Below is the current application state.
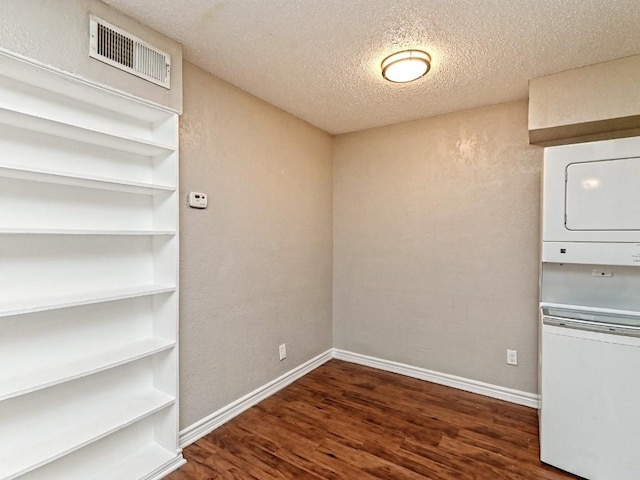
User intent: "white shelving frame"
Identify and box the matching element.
[0,49,184,479]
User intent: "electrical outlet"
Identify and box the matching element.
[507,349,518,366]
[279,343,287,361]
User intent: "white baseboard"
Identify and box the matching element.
[179,349,333,447]
[332,349,540,409]
[146,455,186,480]
[180,347,539,448]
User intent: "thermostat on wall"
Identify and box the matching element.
[187,192,208,209]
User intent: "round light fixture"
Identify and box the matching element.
[381,49,431,83]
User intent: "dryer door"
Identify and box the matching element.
[565,157,640,231]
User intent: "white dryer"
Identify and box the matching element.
[540,136,640,479]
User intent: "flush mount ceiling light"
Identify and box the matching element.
[381,49,431,83]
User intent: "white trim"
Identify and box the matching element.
[180,348,540,448]
[145,455,186,480]
[0,47,180,115]
[179,349,333,447]
[332,349,540,409]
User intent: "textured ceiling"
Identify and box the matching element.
[103,0,640,135]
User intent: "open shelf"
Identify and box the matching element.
[18,417,182,480]
[0,48,181,480]
[0,337,175,402]
[0,163,175,195]
[0,284,175,318]
[87,444,183,480]
[0,107,174,156]
[0,227,176,235]
[0,49,177,124]
[0,390,175,480]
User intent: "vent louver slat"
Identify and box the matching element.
[89,16,170,89]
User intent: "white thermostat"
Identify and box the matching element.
[187,192,208,209]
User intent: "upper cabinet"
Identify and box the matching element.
[529,55,640,146]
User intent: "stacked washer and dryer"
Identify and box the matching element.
[540,136,640,479]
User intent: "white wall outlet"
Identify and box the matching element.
[507,349,518,366]
[278,343,287,361]
[187,192,208,209]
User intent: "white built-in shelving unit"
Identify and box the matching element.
[0,50,183,479]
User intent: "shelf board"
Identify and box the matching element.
[87,444,183,480]
[0,163,175,195]
[0,390,175,480]
[0,228,175,235]
[0,49,178,123]
[0,284,176,318]
[0,107,175,156]
[0,337,176,402]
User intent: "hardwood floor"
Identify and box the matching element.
[166,360,579,479]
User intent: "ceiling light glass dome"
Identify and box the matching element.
[381,50,431,83]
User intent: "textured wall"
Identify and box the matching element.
[333,100,542,394]
[0,0,182,112]
[529,55,640,145]
[179,62,333,428]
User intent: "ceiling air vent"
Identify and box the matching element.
[89,16,171,89]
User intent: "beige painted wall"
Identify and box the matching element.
[333,100,542,394]
[179,62,333,428]
[1,0,545,428]
[0,0,183,112]
[529,55,640,145]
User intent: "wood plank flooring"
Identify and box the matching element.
[166,360,579,479]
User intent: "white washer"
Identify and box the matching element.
[540,311,640,480]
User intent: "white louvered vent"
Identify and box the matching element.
[89,16,171,89]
